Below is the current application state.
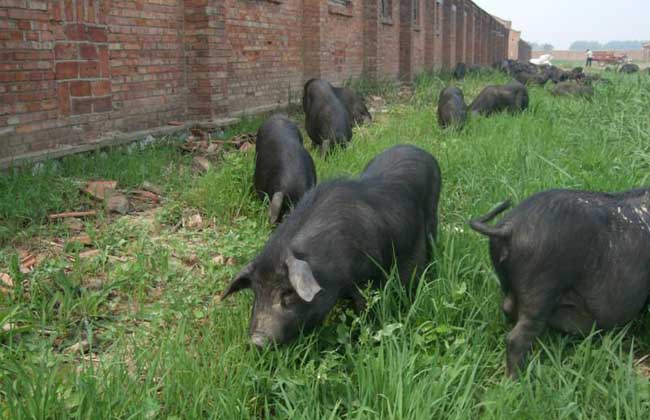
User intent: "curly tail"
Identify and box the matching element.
[469,200,512,238]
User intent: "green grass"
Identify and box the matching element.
[2,69,650,419]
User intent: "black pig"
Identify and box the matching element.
[222,145,442,347]
[437,86,467,129]
[303,79,352,156]
[453,62,467,80]
[332,86,372,126]
[470,189,650,377]
[619,63,640,74]
[551,81,594,99]
[254,114,317,224]
[469,82,529,117]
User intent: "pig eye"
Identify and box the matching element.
[280,289,298,308]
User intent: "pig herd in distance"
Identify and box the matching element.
[220,61,650,379]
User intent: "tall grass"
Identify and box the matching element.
[2,70,650,418]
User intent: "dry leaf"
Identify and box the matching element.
[64,339,89,355]
[212,254,225,265]
[130,190,160,203]
[79,249,101,259]
[182,254,199,267]
[20,254,37,274]
[2,323,17,332]
[186,213,203,229]
[69,235,92,246]
[0,273,13,294]
[239,142,254,153]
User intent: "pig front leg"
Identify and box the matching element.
[349,288,367,314]
[320,139,331,158]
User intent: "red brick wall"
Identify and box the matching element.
[377,1,399,79]
[411,0,426,74]
[225,0,304,114]
[320,2,364,85]
[1,0,514,161]
[108,0,185,133]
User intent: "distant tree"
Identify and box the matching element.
[569,41,603,51]
[603,41,644,50]
[530,42,554,51]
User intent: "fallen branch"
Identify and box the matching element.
[48,211,97,220]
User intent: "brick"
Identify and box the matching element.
[64,24,85,41]
[91,80,110,96]
[55,62,78,79]
[98,46,109,77]
[71,98,92,115]
[79,61,99,78]
[52,1,62,21]
[93,96,112,113]
[79,44,97,59]
[87,27,107,43]
[55,43,77,60]
[17,21,31,30]
[57,82,70,115]
[70,80,91,97]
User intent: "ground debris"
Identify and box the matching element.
[636,354,650,378]
[0,272,13,294]
[212,254,236,266]
[82,180,118,201]
[19,253,37,274]
[185,213,203,230]
[63,217,85,232]
[141,181,163,196]
[106,194,130,214]
[68,235,92,246]
[78,249,101,260]
[192,156,212,174]
[64,339,90,355]
[49,211,97,220]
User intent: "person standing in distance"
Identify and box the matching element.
[586,49,594,67]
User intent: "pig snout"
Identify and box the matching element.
[250,332,272,348]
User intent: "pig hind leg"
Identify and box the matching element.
[505,275,562,378]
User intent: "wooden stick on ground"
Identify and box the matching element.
[48,211,97,220]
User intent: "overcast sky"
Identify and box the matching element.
[473,0,648,49]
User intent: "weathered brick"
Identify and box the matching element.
[55,61,78,79]
[57,82,70,115]
[79,60,99,78]
[92,96,112,113]
[64,24,85,41]
[91,80,110,96]
[69,81,91,97]
[79,44,97,59]
[71,98,92,115]
[54,43,77,60]
[98,46,109,77]
[87,26,107,43]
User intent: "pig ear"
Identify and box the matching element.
[286,253,322,302]
[269,191,285,225]
[221,263,253,301]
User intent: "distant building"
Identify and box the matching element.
[492,15,531,62]
[644,42,650,60]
